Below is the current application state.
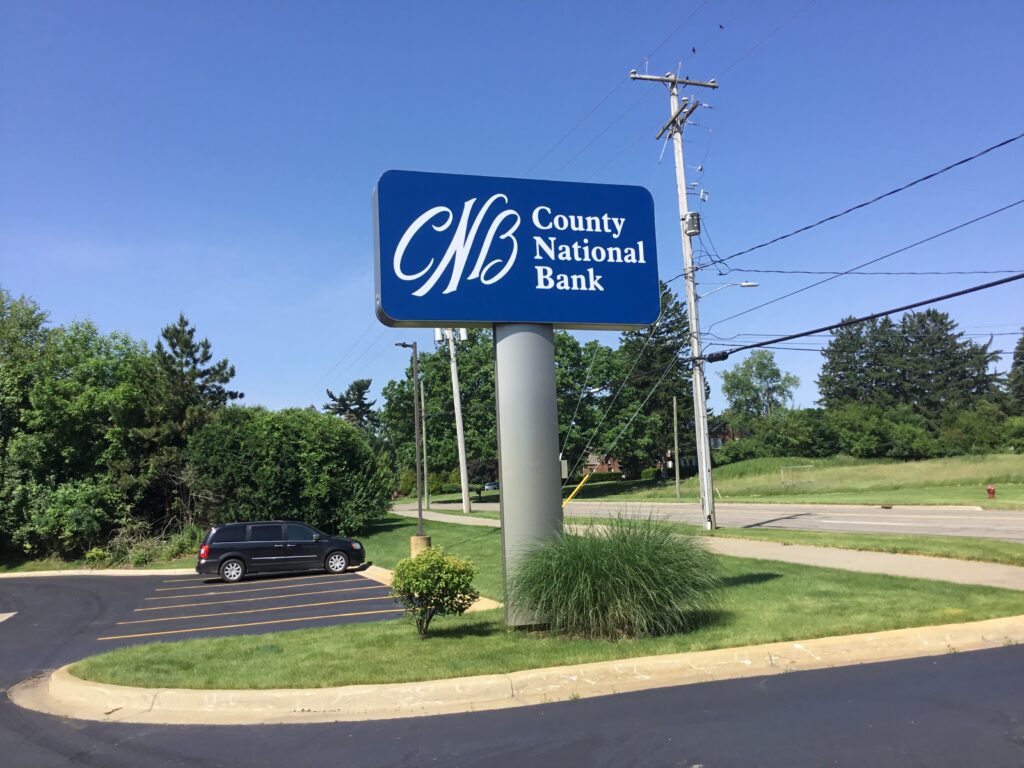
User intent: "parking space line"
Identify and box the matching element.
[144,577,360,600]
[118,596,394,625]
[154,572,360,592]
[134,584,390,612]
[0,612,15,624]
[98,607,405,641]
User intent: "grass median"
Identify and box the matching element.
[71,516,1024,690]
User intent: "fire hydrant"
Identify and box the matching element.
[987,485,996,499]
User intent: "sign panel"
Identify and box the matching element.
[374,170,660,329]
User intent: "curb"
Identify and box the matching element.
[9,614,1024,725]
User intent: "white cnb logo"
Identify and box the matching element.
[393,194,520,296]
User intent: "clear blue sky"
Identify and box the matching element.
[3,0,1022,420]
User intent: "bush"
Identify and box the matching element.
[639,467,658,481]
[397,468,416,497]
[508,516,720,639]
[84,547,109,566]
[440,483,461,494]
[391,547,479,638]
[186,407,392,535]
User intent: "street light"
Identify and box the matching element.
[698,281,759,300]
[395,341,427,547]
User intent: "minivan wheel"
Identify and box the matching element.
[325,551,349,574]
[220,559,245,583]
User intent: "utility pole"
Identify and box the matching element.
[440,328,473,515]
[420,378,430,510]
[631,69,719,530]
[396,341,428,552]
[673,395,680,498]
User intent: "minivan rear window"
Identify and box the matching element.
[211,526,246,543]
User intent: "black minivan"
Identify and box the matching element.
[196,521,366,582]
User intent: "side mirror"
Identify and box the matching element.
[313,533,321,542]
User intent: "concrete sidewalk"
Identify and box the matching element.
[392,508,1024,591]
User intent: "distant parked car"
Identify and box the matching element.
[196,521,366,583]
[484,481,500,491]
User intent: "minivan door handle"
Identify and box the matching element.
[274,544,285,548]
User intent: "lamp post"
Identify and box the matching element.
[396,341,429,554]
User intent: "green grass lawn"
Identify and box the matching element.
[360,515,504,600]
[558,454,1024,509]
[71,552,1024,690]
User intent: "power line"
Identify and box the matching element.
[703,271,1024,364]
[704,129,1024,270]
[732,267,1024,276]
[643,0,713,63]
[712,0,818,79]
[317,316,377,385]
[552,90,656,177]
[566,271,1023,472]
[524,77,629,175]
[705,197,1024,333]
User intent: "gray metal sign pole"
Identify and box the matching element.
[493,323,563,627]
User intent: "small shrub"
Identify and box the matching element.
[84,547,109,567]
[508,515,721,640]
[640,467,658,481]
[391,547,479,638]
[127,538,161,567]
[157,524,204,561]
[440,483,460,494]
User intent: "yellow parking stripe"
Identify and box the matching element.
[118,595,394,625]
[154,572,357,592]
[98,608,404,641]
[145,577,358,600]
[135,584,390,612]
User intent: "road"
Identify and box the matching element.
[423,500,1024,541]
[2,573,1024,766]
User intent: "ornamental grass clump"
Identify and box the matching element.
[508,515,721,639]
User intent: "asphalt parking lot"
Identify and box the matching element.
[97,570,402,644]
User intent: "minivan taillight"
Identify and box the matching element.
[199,544,209,559]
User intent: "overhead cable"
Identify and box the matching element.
[702,271,1024,364]
[705,197,1024,332]
[703,129,1024,270]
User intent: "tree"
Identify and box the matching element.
[1009,329,1024,415]
[323,378,377,432]
[186,406,392,534]
[719,350,799,425]
[0,289,49,511]
[817,310,1000,426]
[600,284,694,477]
[2,321,153,556]
[379,330,499,481]
[141,314,242,520]
[554,333,614,475]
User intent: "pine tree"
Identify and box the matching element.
[1008,329,1024,415]
[324,379,377,431]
